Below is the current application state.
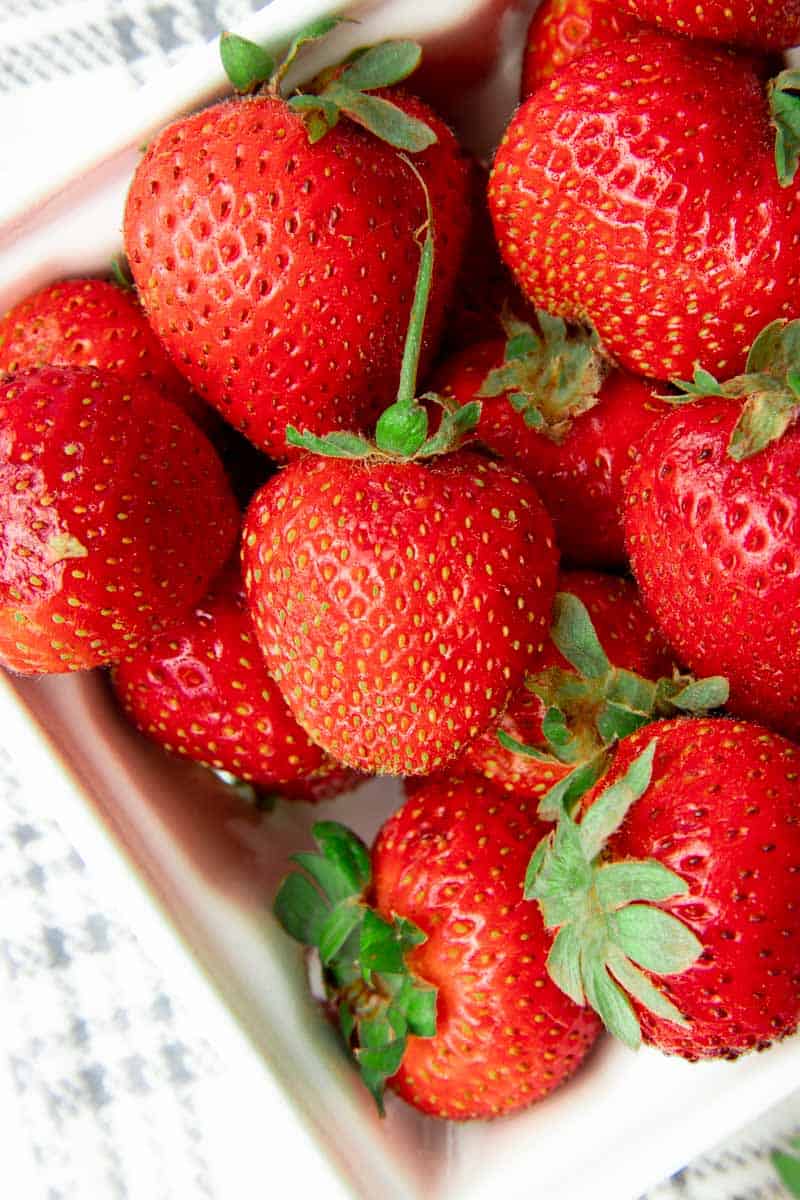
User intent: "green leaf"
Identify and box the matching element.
[551,592,611,680]
[219,32,275,93]
[273,873,329,945]
[524,834,551,899]
[478,363,523,399]
[416,400,481,457]
[272,16,343,91]
[596,860,688,911]
[746,318,795,373]
[605,945,691,1029]
[536,753,608,823]
[505,330,540,360]
[613,904,703,975]
[528,816,593,927]
[394,915,427,951]
[339,1000,356,1045]
[360,909,407,978]
[313,822,371,894]
[605,669,657,715]
[290,851,358,907]
[669,675,729,712]
[285,427,375,458]
[670,365,725,398]
[546,925,585,1006]
[355,1037,407,1113]
[769,68,800,187]
[318,900,364,965]
[728,390,798,461]
[338,40,422,92]
[287,93,341,133]
[583,955,641,1050]
[773,1145,800,1197]
[405,985,437,1037]
[596,700,650,744]
[579,740,657,862]
[496,730,554,762]
[330,87,438,152]
[542,705,571,749]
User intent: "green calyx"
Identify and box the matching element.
[526,741,703,1049]
[669,319,800,460]
[769,68,800,188]
[772,1136,800,1196]
[498,592,729,822]
[220,23,436,152]
[478,309,607,444]
[274,821,436,1114]
[287,162,480,463]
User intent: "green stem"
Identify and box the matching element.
[395,155,434,408]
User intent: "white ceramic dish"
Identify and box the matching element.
[1,3,798,1197]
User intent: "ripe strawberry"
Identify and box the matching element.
[490,34,800,382]
[462,570,676,797]
[112,563,359,802]
[0,366,239,674]
[431,311,669,568]
[605,0,800,50]
[521,0,643,96]
[0,277,213,431]
[528,719,800,1060]
[274,779,602,1118]
[624,320,800,739]
[124,29,468,461]
[243,450,556,775]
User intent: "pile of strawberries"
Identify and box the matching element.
[2,1,800,1123]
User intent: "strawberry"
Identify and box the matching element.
[0,366,239,674]
[274,778,602,1118]
[624,320,800,740]
[605,0,800,51]
[112,562,359,802]
[431,311,669,568]
[124,27,468,461]
[461,570,677,797]
[243,449,556,775]
[527,719,800,1060]
[0,276,213,432]
[489,34,800,382]
[241,186,558,776]
[521,0,643,97]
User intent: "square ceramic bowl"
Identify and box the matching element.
[1,3,798,1197]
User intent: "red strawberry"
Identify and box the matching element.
[521,0,643,96]
[605,0,800,50]
[112,562,359,802]
[243,450,556,775]
[624,320,800,739]
[0,277,213,432]
[274,779,602,1118]
[124,31,468,461]
[462,570,676,796]
[0,366,239,674]
[529,719,800,1060]
[489,34,800,382]
[431,312,669,568]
